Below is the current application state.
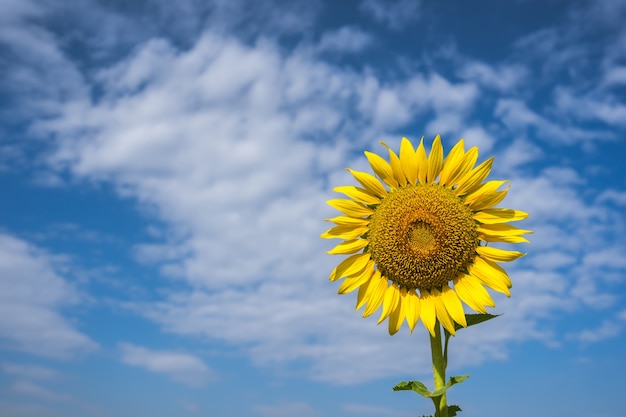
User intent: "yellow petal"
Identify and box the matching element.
[365,151,398,189]
[377,283,400,324]
[326,239,369,255]
[476,245,525,262]
[324,216,370,226]
[405,289,421,334]
[388,288,406,335]
[446,146,479,188]
[320,225,368,240]
[380,141,407,186]
[419,290,437,337]
[427,135,444,184]
[453,273,495,313]
[329,253,371,281]
[473,208,529,224]
[399,137,418,185]
[432,288,456,335]
[337,260,375,294]
[333,185,381,205]
[468,256,512,296]
[416,137,428,184]
[478,223,532,244]
[438,139,465,187]
[346,168,387,198]
[355,271,377,311]
[440,284,467,328]
[327,199,373,217]
[455,157,493,196]
[465,182,510,211]
[363,271,387,317]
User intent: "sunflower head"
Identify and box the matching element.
[322,136,531,336]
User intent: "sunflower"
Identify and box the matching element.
[322,136,531,336]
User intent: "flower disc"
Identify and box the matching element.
[368,185,478,291]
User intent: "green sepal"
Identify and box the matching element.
[448,405,462,416]
[454,313,500,331]
[392,375,470,398]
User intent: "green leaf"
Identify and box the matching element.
[448,375,470,385]
[448,405,462,417]
[392,375,469,399]
[392,380,435,397]
[454,313,500,331]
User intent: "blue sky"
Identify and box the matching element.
[1,0,626,416]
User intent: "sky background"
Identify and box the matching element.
[1,0,626,416]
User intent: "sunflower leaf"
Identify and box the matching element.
[448,405,462,416]
[392,375,470,398]
[392,380,434,397]
[454,313,500,331]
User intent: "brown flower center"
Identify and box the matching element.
[367,184,478,290]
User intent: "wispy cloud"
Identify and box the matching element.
[0,233,97,357]
[119,343,215,387]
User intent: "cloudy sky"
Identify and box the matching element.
[1,0,626,416]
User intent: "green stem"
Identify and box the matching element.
[429,320,448,417]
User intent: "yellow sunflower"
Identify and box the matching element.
[322,136,531,336]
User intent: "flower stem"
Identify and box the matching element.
[430,320,448,417]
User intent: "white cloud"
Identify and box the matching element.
[494,99,609,145]
[2,363,59,380]
[497,138,544,173]
[597,189,626,206]
[316,26,373,53]
[458,126,496,152]
[12,380,71,402]
[458,61,527,92]
[359,0,421,29]
[0,233,97,358]
[119,343,215,387]
[571,320,621,344]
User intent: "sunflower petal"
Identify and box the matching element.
[476,245,525,262]
[455,157,493,196]
[337,260,375,294]
[320,225,368,240]
[324,216,370,226]
[419,290,437,337]
[399,137,418,185]
[439,139,466,186]
[388,287,407,335]
[441,284,467,328]
[473,208,529,224]
[454,273,495,313]
[464,181,510,210]
[478,223,532,244]
[380,141,407,187]
[365,151,398,189]
[355,271,377,311]
[363,271,387,317]
[333,186,380,205]
[445,146,479,188]
[427,135,444,183]
[432,288,456,335]
[405,289,421,334]
[327,199,373,217]
[378,283,400,324]
[329,253,371,281]
[346,168,387,198]
[416,137,428,184]
[468,256,512,296]
[326,239,369,255]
